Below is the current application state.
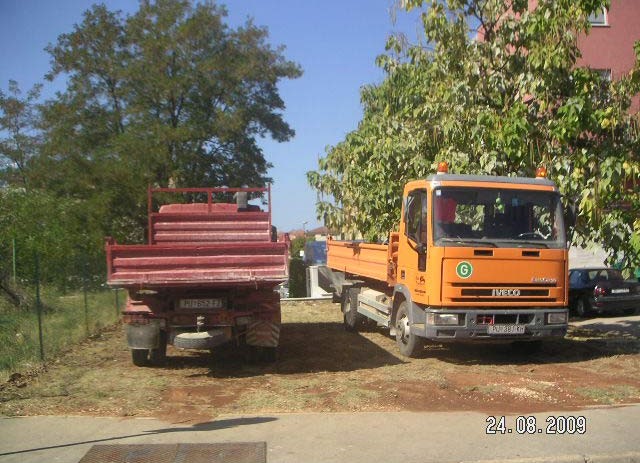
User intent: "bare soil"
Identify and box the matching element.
[1,301,639,422]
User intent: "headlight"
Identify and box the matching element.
[546,312,567,325]
[426,313,460,325]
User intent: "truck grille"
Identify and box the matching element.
[460,289,549,297]
[451,282,555,287]
[447,282,558,303]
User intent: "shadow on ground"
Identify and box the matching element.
[149,316,640,375]
[157,322,407,378]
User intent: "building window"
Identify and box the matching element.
[588,7,607,26]
[594,69,612,81]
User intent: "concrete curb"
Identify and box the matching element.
[458,452,640,463]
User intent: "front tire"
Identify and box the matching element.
[395,301,424,358]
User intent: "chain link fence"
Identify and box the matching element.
[0,243,122,379]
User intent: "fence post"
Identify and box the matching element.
[83,258,89,336]
[114,288,120,318]
[34,253,45,362]
[12,238,16,284]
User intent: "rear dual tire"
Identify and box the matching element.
[131,348,150,366]
[247,345,278,363]
[131,331,167,367]
[342,288,364,332]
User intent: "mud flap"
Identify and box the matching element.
[126,320,160,349]
[246,320,281,347]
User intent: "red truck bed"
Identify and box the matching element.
[105,187,289,289]
[106,241,288,288]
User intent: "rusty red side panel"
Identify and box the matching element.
[150,211,270,244]
[107,242,288,288]
[106,186,288,290]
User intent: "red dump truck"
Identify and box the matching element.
[106,186,289,366]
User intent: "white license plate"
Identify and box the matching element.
[611,288,630,294]
[179,298,223,309]
[487,324,526,335]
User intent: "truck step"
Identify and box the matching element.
[357,289,391,327]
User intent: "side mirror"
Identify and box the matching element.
[416,243,427,255]
[564,203,576,229]
[563,199,577,245]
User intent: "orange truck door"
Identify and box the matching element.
[400,188,429,304]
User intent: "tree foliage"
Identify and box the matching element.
[0,188,105,288]
[0,0,300,284]
[27,0,300,241]
[308,0,640,266]
[0,81,42,188]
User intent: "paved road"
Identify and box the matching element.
[1,406,639,463]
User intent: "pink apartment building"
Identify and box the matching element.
[529,0,640,113]
[577,0,640,113]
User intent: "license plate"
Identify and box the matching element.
[611,288,630,294]
[487,324,526,335]
[179,298,223,309]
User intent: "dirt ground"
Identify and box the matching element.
[1,300,639,423]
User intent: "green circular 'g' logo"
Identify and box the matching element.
[456,261,473,279]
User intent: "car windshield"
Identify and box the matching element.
[433,187,566,249]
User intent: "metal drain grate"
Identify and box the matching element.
[79,443,267,463]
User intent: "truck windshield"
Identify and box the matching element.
[432,187,566,249]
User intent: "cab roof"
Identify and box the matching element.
[425,173,556,187]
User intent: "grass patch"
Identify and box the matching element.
[575,385,640,404]
[334,385,380,409]
[0,287,122,379]
[233,381,325,411]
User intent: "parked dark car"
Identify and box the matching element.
[568,268,640,317]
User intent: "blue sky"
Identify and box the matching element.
[0,0,423,231]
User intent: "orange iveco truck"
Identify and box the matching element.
[327,163,571,357]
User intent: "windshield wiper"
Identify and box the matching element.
[503,239,550,249]
[516,241,549,249]
[437,238,497,248]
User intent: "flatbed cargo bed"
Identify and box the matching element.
[105,186,289,290]
[106,241,288,288]
[326,233,399,285]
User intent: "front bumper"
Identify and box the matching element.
[410,307,568,341]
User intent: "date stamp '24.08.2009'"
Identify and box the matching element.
[486,415,587,435]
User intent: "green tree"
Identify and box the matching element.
[309,0,640,266]
[0,80,42,188]
[0,188,105,289]
[289,235,307,258]
[33,0,301,241]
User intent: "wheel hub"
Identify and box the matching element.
[398,315,410,343]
